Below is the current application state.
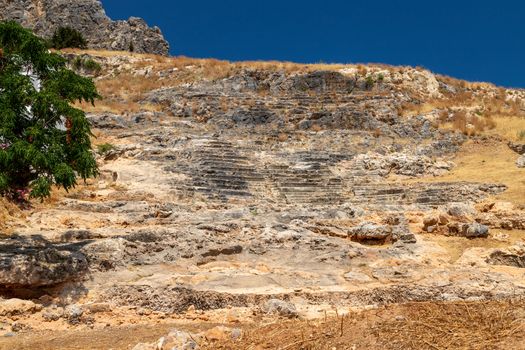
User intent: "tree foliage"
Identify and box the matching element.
[50,26,87,50]
[0,21,99,200]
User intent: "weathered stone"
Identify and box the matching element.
[261,299,298,318]
[42,306,65,322]
[0,237,88,287]
[464,223,489,238]
[517,155,525,168]
[423,216,438,228]
[447,222,489,238]
[0,299,42,317]
[447,203,476,219]
[84,303,111,314]
[201,245,243,258]
[487,244,525,268]
[65,305,83,322]
[160,329,199,350]
[349,222,392,244]
[508,141,525,155]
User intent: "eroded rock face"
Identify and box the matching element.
[0,0,169,55]
[0,236,88,287]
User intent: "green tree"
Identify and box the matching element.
[0,21,99,200]
[50,26,87,50]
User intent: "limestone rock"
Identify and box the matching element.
[517,155,525,168]
[508,141,525,155]
[487,244,525,268]
[349,222,392,244]
[351,152,454,178]
[447,203,476,219]
[465,223,489,238]
[42,305,65,322]
[261,299,298,318]
[0,236,88,287]
[158,329,199,350]
[0,0,169,55]
[447,222,489,238]
[0,299,42,317]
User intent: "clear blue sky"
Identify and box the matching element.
[103,0,524,88]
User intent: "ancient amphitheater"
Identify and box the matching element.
[1,50,524,349]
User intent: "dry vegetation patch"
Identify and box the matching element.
[204,299,525,350]
[408,140,525,205]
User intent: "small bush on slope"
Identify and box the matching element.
[50,26,87,50]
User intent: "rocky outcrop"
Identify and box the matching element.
[487,244,525,268]
[0,0,169,55]
[508,141,525,155]
[0,235,88,287]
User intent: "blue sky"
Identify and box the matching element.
[103,0,524,88]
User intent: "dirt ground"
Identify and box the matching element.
[2,299,524,350]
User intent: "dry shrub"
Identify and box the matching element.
[372,128,382,138]
[310,123,323,132]
[451,110,467,133]
[471,115,496,132]
[438,109,449,123]
[277,132,289,142]
[357,64,368,76]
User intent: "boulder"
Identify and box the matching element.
[158,329,199,350]
[261,299,298,318]
[464,223,490,238]
[447,203,476,219]
[42,306,65,322]
[508,141,525,155]
[423,216,438,228]
[517,155,525,168]
[447,222,489,238]
[349,222,392,244]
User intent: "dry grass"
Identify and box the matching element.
[423,229,525,263]
[65,49,525,141]
[0,198,24,233]
[411,141,525,205]
[485,115,525,141]
[206,299,525,350]
[374,300,525,350]
[399,88,525,140]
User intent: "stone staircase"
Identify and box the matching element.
[267,153,348,205]
[183,138,265,200]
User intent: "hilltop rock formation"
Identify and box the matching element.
[0,0,169,55]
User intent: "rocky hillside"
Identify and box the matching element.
[0,50,524,349]
[0,0,169,55]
